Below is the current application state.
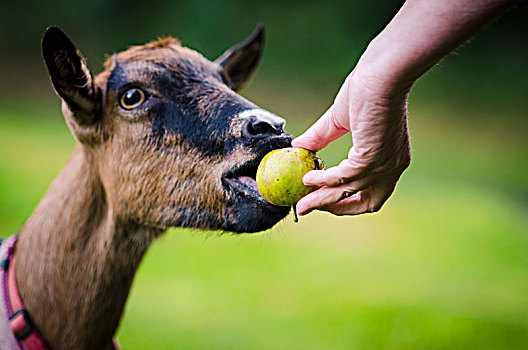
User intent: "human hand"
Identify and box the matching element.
[291,69,411,216]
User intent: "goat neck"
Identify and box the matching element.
[15,145,161,350]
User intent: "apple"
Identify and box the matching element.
[256,147,325,207]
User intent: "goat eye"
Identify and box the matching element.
[120,88,146,110]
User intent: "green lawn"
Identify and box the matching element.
[0,91,527,349]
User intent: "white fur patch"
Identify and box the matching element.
[236,109,286,127]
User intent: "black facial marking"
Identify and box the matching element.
[104,44,293,233]
[224,198,290,233]
[161,205,221,229]
[107,61,130,91]
[151,113,166,139]
[108,59,257,155]
[151,93,255,155]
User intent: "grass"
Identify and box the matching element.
[0,86,527,349]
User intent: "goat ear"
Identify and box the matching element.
[215,24,265,91]
[42,26,99,125]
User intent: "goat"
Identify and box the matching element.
[0,25,292,349]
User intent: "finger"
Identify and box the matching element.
[303,157,368,187]
[322,181,396,216]
[291,104,348,151]
[296,175,376,215]
[302,170,327,186]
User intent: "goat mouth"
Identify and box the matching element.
[220,135,293,232]
[222,159,264,203]
[222,135,293,206]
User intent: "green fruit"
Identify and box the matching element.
[256,147,325,206]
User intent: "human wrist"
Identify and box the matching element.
[349,61,412,112]
[353,37,419,100]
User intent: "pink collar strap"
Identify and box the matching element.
[1,237,120,350]
[2,237,50,350]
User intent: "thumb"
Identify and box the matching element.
[292,104,348,151]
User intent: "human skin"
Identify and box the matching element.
[292,0,518,216]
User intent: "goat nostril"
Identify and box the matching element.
[246,120,279,137]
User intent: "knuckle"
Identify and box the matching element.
[339,159,367,182]
[321,172,331,184]
[347,149,373,168]
[316,188,335,207]
[312,190,325,207]
[325,170,345,186]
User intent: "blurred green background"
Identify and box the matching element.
[1,1,527,349]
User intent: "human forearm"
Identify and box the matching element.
[356,0,517,94]
[292,0,518,216]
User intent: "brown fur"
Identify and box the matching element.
[13,26,289,349]
[17,147,156,349]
